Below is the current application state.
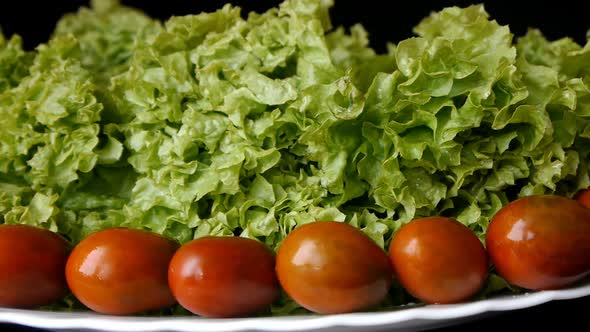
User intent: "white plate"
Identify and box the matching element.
[1,281,590,332]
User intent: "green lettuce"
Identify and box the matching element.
[1,0,590,314]
[53,0,160,83]
[0,29,32,93]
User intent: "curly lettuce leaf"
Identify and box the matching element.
[0,30,33,93]
[53,0,161,82]
[326,24,396,91]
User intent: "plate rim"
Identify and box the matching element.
[2,281,590,332]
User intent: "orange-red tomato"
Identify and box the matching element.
[0,225,70,308]
[168,236,279,318]
[389,217,488,304]
[276,221,392,314]
[486,195,590,290]
[575,189,590,209]
[66,228,178,315]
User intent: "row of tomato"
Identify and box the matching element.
[1,191,590,317]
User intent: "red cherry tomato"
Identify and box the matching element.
[0,225,70,308]
[276,221,393,314]
[168,236,279,318]
[389,217,488,304]
[575,189,590,209]
[66,228,178,315]
[486,195,590,290]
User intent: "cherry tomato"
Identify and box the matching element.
[168,236,279,318]
[66,228,178,315]
[276,221,392,314]
[575,189,590,209]
[486,195,590,290]
[389,217,488,304]
[0,224,70,308]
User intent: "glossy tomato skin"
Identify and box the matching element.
[168,236,279,318]
[389,217,488,304]
[276,221,393,314]
[66,228,178,315]
[0,225,70,308]
[575,189,590,209]
[486,195,590,290]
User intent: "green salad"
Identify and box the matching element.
[1,0,590,314]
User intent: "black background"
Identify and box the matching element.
[1,0,589,331]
